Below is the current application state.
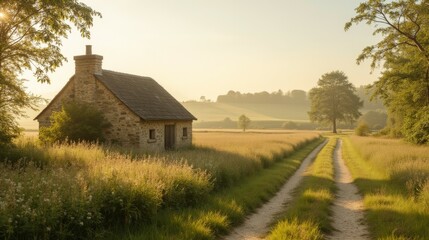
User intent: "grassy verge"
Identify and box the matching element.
[109,138,325,239]
[342,136,429,240]
[266,137,337,240]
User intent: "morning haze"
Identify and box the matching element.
[24,0,379,102]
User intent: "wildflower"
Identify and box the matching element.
[47,227,51,231]
[79,221,84,226]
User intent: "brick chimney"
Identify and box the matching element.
[73,45,103,102]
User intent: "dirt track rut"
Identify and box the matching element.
[328,139,369,240]
[222,141,327,240]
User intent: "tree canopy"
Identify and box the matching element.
[0,0,100,144]
[346,0,429,143]
[308,71,363,133]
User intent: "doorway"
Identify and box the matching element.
[164,124,176,150]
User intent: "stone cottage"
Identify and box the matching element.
[35,46,196,151]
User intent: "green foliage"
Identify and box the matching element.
[355,122,370,136]
[0,0,100,145]
[402,106,429,144]
[39,102,110,143]
[308,71,363,133]
[0,79,42,147]
[238,114,251,132]
[346,0,429,144]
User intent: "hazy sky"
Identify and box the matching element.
[24,0,380,102]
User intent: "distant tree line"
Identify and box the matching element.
[216,90,308,105]
[212,87,384,111]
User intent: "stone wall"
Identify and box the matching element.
[37,79,76,128]
[140,120,193,151]
[93,81,141,147]
[175,121,193,149]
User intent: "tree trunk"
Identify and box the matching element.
[332,118,337,133]
[426,66,429,106]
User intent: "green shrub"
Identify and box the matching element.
[402,107,429,144]
[39,101,110,144]
[355,122,370,136]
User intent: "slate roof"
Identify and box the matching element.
[95,70,196,121]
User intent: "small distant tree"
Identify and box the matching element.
[39,101,110,143]
[308,71,363,133]
[238,114,251,132]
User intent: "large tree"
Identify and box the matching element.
[0,0,100,145]
[308,71,363,133]
[345,0,429,143]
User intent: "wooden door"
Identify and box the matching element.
[164,125,176,150]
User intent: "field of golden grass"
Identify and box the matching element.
[342,136,429,239]
[1,131,319,239]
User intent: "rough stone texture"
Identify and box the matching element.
[37,79,76,128]
[139,121,192,151]
[36,50,193,151]
[73,54,102,103]
[93,80,141,147]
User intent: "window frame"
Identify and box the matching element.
[182,127,188,138]
[149,129,156,140]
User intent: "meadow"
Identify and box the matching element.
[0,131,320,239]
[342,136,429,239]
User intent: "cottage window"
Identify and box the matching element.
[183,127,188,137]
[149,129,156,140]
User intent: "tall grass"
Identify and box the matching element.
[267,137,337,240]
[342,136,429,240]
[112,138,325,239]
[138,131,319,188]
[0,132,319,239]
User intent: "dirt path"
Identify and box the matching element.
[222,140,327,240]
[329,139,369,240]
